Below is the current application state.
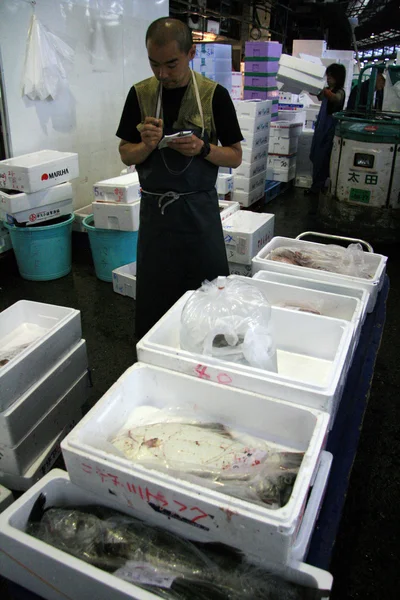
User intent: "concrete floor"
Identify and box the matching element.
[0,188,399,599]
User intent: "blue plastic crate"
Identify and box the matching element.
[265,180,281,203]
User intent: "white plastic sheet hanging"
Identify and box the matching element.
[22,14,74,101]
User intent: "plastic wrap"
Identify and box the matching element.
[112,408,304,509]
[180,277,277,371]
[22,15,74,101]
[27,494,307,599]
[266,243,373,279]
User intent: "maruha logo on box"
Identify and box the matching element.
[41,168,69,181]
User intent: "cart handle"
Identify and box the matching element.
[296,232,374,253]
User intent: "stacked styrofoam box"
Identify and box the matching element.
[191,44,232,91]
[233,99,272,207]
[0,151,78,225]
[92,173,141,232]
[268,121,302,182]
[231,71,243,100]
[277,55,326,96]
[295,129,314,188]
[0,301,90,489]
[223,211,274,274]
[244,42,282,120]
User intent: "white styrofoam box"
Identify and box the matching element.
[229,261,252,276]
[233,156,267,179]
[7,199,73,226]
[241,143,268,165]
[240,127,270,149]
[219,200,240,222]
[0,183,73,225]
[277,65,325,96]
[223,212,275,264]
[232,183,265,208]
[278,109,306,125]
[0,418,79,492]
[252,237,387,313]
[136,292,355,417]
[112,263,137,300]
[0,372,89,476]
[0,301,82,412]
[195,43,232,59]
[216,173,234,195]
[62,362,330,565]
[0,470,334,600]
[235,99,272,120]
[292,40,327,58]
[92,200,140,232]
[0,340,88,448]
[279,55,326,80]
[267,154,297,183]
[267,166,296,183]
[269,136,299,156]
[238,113,272,135]
[270,121,303,139]
[93,173,141,204]
[0,485,13,513]
[295,175,313,188]
[0,151,79,194]
[72,204,92,232]
[192,57,231,72]
[233,172,266,195]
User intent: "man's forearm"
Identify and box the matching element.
[205,144,242,169]
[119,141,153,166]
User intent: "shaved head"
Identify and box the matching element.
[146,18,194,54]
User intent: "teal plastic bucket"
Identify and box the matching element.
[5,214,74,281]
[83,215,138,282]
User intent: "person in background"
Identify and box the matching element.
[116,18,243,340]
[306,63,346,200]
[347,67,385,111]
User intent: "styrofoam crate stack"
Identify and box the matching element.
[0,183,74,226]
[93,173,141,203]
[277,55,326,96]
[267,121,302,182]
[0,301,89,487]
[231,71,243,100]
[267,154,297,183]
[223,211,274,265]
[244,42,282,119]
[191,44,232,90]
[92,172,141,232]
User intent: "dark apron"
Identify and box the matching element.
[309,96,336,192]
[135,129,229,340]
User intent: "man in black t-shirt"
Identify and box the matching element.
[116,18,243,340]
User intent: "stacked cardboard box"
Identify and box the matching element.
[267,121,302,182]
[191,43,232,91]
[244,42,282,121]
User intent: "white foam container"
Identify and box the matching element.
[238,114,271,136]
[216,173,234,195]
[0,183,74,225]
[277,65,325,96]
[136,292,355,417]
[0,469,334,599]
[92,200,140,232]
[241,128,269,149]
[0,340,88,448]
[223,212,275,264]
[0,418,79,492]
[269,136,299,155]
[0,301,82,412]
[233,156,267,179]
[0,151,79,193]
[0,484,13,512]
[252,237,387,313]
[0,372,89,475]
[112,263,137,299]
[267,165,296,183]
[62,362,330,566]
[279,55,326,79]
[270,121,303,138]
[235,99,273,119]
[72,204,92,232]
[93,173,141,204]
[219,199,240,222]
[241,143,268,165]
[278,109,306,124]
[232,172,266,194]
[232,183,265,207]
[267,154,297,183]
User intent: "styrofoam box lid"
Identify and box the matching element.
[0,183,73,213]
[0,150,77,169]
[95,173,139,188]
[279,55,326,79]
[223,211,274,233]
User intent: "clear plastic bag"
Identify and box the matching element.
[266,243,372,279]
[22,15,74,101]
[180,277,277,371]
[112,408,304,509]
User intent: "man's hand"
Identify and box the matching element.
[141,117,163,151]
[167,134,204,157]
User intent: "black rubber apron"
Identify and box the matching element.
[135,71,229,340]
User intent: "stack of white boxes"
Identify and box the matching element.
[92,173,141,232]
[223,210,275,276]
[231,71,243,101]
[267,121,302,182]
[277,55,326,96]
[233,99,272,207]
[191,43,232,91]
[0,150,79,227]
[0,300,90,492]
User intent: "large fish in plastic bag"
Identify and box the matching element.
[180,277,277,371]
[112,409,303,509]
[26,493,312,599]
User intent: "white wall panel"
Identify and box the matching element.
[0,0,168,208]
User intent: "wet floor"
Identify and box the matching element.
[0,187,399,599]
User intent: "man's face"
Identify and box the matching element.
[147,40,196,89]
[376,73,386,91]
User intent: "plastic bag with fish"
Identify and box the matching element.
[112,416,303,509]
[266,243,372,279]
[26,494,310,599]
